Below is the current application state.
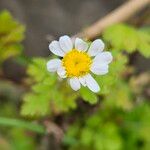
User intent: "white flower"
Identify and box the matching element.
[47,35,113,93]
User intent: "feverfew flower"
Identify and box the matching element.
[47,35,112,93]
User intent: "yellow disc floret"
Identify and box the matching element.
[62,49,92,77]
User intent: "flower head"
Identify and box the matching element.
[47,35,112,93]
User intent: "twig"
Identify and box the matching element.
[74,0,150,40]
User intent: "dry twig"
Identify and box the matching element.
[74,0,150,40]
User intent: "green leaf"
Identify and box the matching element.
[21,57,77,116]
[21,92,51,116]
[80,87,98,104]
[51,89,77,112]
[103,24,138,52]
[96,50,128,94]
[103,24,150,58]
[104,80,133,110]
[0,10,18,33]
[27,58,49,82]
[138,31,150,58]
[0,44,23,62]
[0,10,25,64]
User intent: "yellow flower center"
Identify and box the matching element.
[62,49,92,77]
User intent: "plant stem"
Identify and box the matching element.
[0,117,46,134]
[74,0,150,39]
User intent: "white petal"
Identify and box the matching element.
[57,66,66,78]
[47,59,61,72]
[90,63,108,75]
[69,77,81,91]
[93,52,113,64]
[88,39,104,56]
[75,38,88,51]
[59,35,73,53]
[85,74,100,93]
[79,76,86,87]
[49,41,65,57]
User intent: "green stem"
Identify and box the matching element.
[0,117,46,134]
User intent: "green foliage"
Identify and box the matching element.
[80,87,98,104]
[22,24,150,116]
[21,48,128,116]
[0,10,25,65]
[0,15,147,150]
[0,117,45,134]
[62,24,150,150]
[0,80,40,150]
[0,128,36,150]
[64,103,150,150]
[103,24,150,57]
[122,103,150,150]
[9,128,36,150]
[138,30,150,57]
[96,50,128,95]
[21,58,78,116]
[103,79,133,110]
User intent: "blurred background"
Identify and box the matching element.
[0,0,126,56]
[0,0,150,150]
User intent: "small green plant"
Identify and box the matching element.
[21,58,78,116]
[62,24,150,150]
[0,10,25,65]
[0,9,149,150]
[21,47,128,117]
